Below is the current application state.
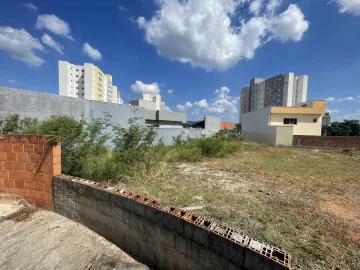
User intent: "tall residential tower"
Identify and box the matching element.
[240,72,308,121]
[58,61,123,104]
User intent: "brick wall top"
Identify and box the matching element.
[0,134,60,145]
[54,174,291,270]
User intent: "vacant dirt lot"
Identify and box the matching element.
[125,143,360,270]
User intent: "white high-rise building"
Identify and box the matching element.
[240,72,308,121]
[58,61,122,104]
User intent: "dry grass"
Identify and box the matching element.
[124,142,360,270]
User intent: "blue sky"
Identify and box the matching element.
[0,0,360,122]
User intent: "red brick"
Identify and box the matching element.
[19,136,30,143]
[29,153,40,163]
[35,199,45,208]
[52,164,62,175]
[25,162,35,172]
[13,162,25,171]
[27,197,36,206]
[0,177,4,186]
[0,135,7,142]
[7,188,19,194]
[3,144,12,152]
[24,181,35,190]
[9,171,18,179]
[45,183,52,193]
[3,162,14,170]
[0,170,9,178]
[24,144,34,153]
[51,145,61,156]
[39,137,48,144]
[8,135,19,143]
[13,144,24,152]
[6,152,17,161]
[0,161,2,170]
[29,190,37,198]
[18,189,29,197]
[38,173,48,183]
[0,144,2,152]
[29,135,39,144]
[35,182,45,191]
[36,191,48,201]
[18,171,30,180]
[15,180,25,189]
[0,186,7,193]
[4,179,15,188]
[34,145,44,154]
[0,152,6,161]
[18,152,28,162]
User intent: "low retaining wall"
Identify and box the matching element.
[0,134,61,209]
[53,175,291,270]
[293,135,360,149]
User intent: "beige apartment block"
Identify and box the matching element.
[241,100,327,146]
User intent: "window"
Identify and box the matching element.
[283,118,297,125]
[313,118,318,123]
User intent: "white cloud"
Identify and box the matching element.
[83,43,102,61]
[41,33,64,54]
[326,97,336,102]
[267,0,282,13]
[131,80,160,94]
[333,0,360,16]
[36,14,74,40]
[249,0,264,15]
[0,26,45,67]
[195,99,208,108]
[23,3,37,11]
[176,104,187,112]
[137,0,309,71]
[207,86,237,114]
[7,80,16,83]
[118,5,126,11]
[271,4,309,42]
[161,101,171,112]
[176,101,193,111]
[167,89,174,94]
[327,109,339,113]
[338,96,354,101]
[184,101,193,107]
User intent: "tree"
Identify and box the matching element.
[324,120,360,136]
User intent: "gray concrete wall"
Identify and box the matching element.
[0,87,221,145]
[53,175,291,270]
[154,128,212,146]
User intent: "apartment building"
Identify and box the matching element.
[58,61,123,104]
[240,72,308,121]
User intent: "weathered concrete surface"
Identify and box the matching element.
[0,202,148,270]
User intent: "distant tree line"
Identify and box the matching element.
[322,120,360,136]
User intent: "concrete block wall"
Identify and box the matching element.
[293,135,360,149]
[0,134,61,209]
[53,175,292,270]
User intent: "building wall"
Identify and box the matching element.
[293,75,308,104]
[270,113,323,136]
[240,86,250,120]
[241,107,272,134]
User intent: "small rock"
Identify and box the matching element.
[278,191,283,194]
[266,192,272,196]
[257,189,263,193]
